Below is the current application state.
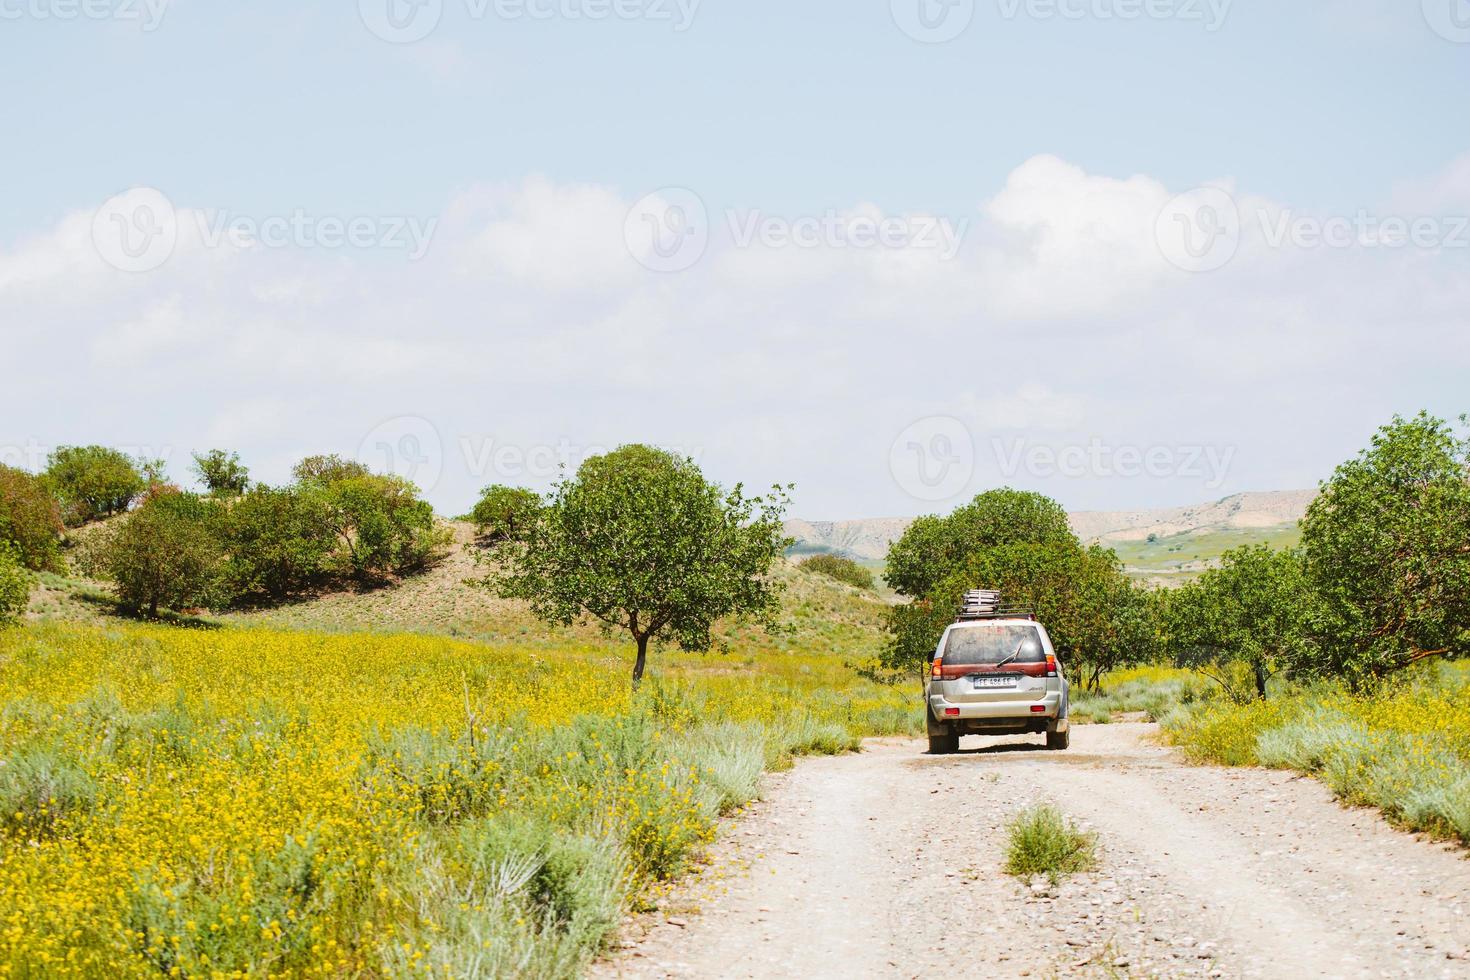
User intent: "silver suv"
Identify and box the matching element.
[925,591,1070,754]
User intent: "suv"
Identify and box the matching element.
[924,591,1070,754]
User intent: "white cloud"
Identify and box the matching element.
[4,156,1469,517]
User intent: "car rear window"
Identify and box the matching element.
[942,624,1045,666]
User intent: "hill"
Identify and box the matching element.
[25,520,890,658]
[785,490,1317,582]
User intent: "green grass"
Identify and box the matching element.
[1160,662,1470,845]
[1003,803,1099,885]
[1107,524,1302,583]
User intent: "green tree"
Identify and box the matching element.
[490,445,791,687]
[885,488,1074,598]
[0,465,64,572]
[217,486,334,600]
[1300,411,1470,685]
[942,542,1158,692]
[192,450,251,496]
[43,446,146,525]
[468,485,542,545]
[799,554,876,591]
[0,542,31,625]
[106,491,225,617]
[306,474,448,580]
[292,454,371,486]
[1164,545,1317,700]
[876,490,1154,691]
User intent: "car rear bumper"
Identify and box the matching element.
[929,692,1067,728]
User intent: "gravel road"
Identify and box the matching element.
[593,723,1470,979]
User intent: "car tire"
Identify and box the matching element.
[928,733,959,755]
[1046,728,1069,751]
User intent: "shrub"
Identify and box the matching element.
[307,474,450,580]
[468,484,542,545]
[799,554,875,590]
[0,542,31,625]
[291,454,370,485]
[216,486,333,600]
[0,742,98,837]
[106,491,225,616]
[1003,803,1099,885]
[0,465,64,572]
[43,445,146,526]
[191,449,251,496]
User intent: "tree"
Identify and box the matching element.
[491,445,791,687]
[0,542,30,625]
[305,474,448,580]
[876,490,1155,692]
[942,542,1158,692]
[292,454,371,486]
[885,488,1074,598]
[0,465,64,572]
[192,450,251,496]
[799,554,876,590]
[43,446,146,525]
[217,485,334,600]
[1300,412,1470,686]
[469,485,542,545]
[1164,545,1317,700]
[106,491,224,617]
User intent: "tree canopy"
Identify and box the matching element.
[1300,412,1470,684]
[490,445,791,686]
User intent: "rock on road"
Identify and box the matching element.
[594,724,1470,980]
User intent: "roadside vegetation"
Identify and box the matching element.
[797,554,876,591]
[0,624,917,976]
[1003,803,1100,886]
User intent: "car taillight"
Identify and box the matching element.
[1030,705,1046,713]
[932,657,943,680]
[1045,654,1057,678]
[944,708,961,717]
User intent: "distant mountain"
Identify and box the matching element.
[786,490,1316,563]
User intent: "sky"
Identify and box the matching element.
[2,0,1468,519]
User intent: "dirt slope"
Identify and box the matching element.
[786,491,1316,562]
[596,725,1470,979]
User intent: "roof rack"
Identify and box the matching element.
[955,589,1036,622]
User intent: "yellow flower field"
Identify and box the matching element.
[0,624,917,978]
[1159,662,1470,844]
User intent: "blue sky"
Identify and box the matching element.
[2,0,1469,517]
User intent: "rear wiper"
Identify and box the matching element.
[994,640,1025,669]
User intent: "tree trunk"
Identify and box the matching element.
[148,597,159,618]
[1253,659,1268,700]
[632,634,649,690]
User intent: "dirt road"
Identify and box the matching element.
[595,724,1470,979]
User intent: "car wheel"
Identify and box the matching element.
[1046,728,1069,751]
[928,733,959,755]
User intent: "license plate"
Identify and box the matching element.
[972,676,1014,689]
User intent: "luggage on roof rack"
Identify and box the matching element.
[955,588,1036,622]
